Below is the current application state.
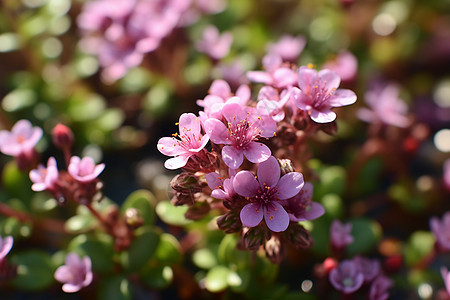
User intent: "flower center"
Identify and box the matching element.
[254,183,277,204]
[227,116,261,150]
[309,81,336,109]
[343,277,354,287]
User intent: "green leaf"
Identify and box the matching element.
[346,218,382,256]
[205,265,230,293]
[2,161,32,201]
[156,201,192,226]
[65,213,98,234]
[140,265,173,289]
[404,231,435,267]
[11,250,55,291]
[68,234,114,273]
[120,226,160,272]
[193,248,217,269]
[99,276,132,300]
[217,234,250,268]
[154,233,182,265]
[2,89,37,112]
[121,189,157,226]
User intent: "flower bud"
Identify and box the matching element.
[52,123,74,150]
[241,226,270,250]
[264,235,284,264]
[284,223,313,249]
[277,158,295,175]
[124,208,144,229]
[217,211,242,233]
[184,201,211,220]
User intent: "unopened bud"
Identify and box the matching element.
[184,201,211,220]
[124,208,144,229]
[170,173,204,206]
[52,123,74,150]
[278,158,295,175]
[217,211,242,233]
[284,223,313,249]
[264,235,284,264]
[241,226,270,250]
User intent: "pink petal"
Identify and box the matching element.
[209,79,231,99]
[264,202,289,232]
[273,68,297,88]
[243,142,271,164]
[240,203,264,227]
[179,113,201,136]
[310,109,336,123]
[330,89,357,107]
[222,102,247,123]
[62,283,82,293]
[233,170,259,197]
[257,156,280,188]
[204,118,230,145]
[247,71,273,85]
[297,66,318,92]
[164,155,190,170]
[222,145,244,169]
[54,266,73,283]
[206,172,222,190]
[276,172,304,200]
[318,69,341,90]
[0,236,13,258]
[157,137,184,156]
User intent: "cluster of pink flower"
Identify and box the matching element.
[0,120,102,292]
[78,0,226,83]
[158,38,357,261]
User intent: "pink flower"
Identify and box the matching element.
[157,113,209,170]
[206,168,238,208]
[29,157,59,192]
[247,54,298,89]
[266,34,306,62]
[430,211,450,252]
[441,266,450,296]
[257,88,293,122]
[68,156,105,182]
[0,235,13,260]
[293,66,357,123]
[196,25,233,60]
[54,253,93,293]
[330,219,354,249]
[204,103,276,169]
[284,182,325,222]
[357,83,409,128]
[353,256,381,283]
[369,275,393,300]
[329,259,364,294]
[322,51,358,83]
[0,120,42,157]
[233,156,304,232]
[197,80,250,119]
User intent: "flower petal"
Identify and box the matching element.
[222,145,244,169]
[297,66,318,92]
[233,170,259,197]
[247,71,273,85]
[243,142,271,164]
[179,113,201,136]
[310,109,336,123]
[204,118,230,145]
[257,156,280,188]
[330,89,357,107]
[240,203,264,227]
[157,137,184,156]
[264,202,289,232]
[276,172,304,200]
[318,69,341,90]
[164,155,190,170]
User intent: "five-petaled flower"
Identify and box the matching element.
[293,66,357,123]
[430,211,450,252]
[329,259,364,294]
[157,113,209,170]
[233,156,304,232]
[204,103,276,169]
[0,119,42,157]
[29,157,59,192]
[54,252,93,293]
[68,156,105,182]
[330,219,354,250]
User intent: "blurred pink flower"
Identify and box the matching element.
[196,25,233,60]
[68,156,105,182]
[29,157,59,192]
[0,120,42,157]
[0,235,13,260]
[157,113,209,170]
[358,83,410,128]
[284,182,325,222]
[247,54,297,89]
[369,275,393,300]
[430,211,450,252]
[293,66,357,123]
[266,34,306,62]
[329,259,364,294]
[54,253,93,293]
[330,219,354,249]
[323,51,358,83]
[444,159,450,191]
[353,256,381,283]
